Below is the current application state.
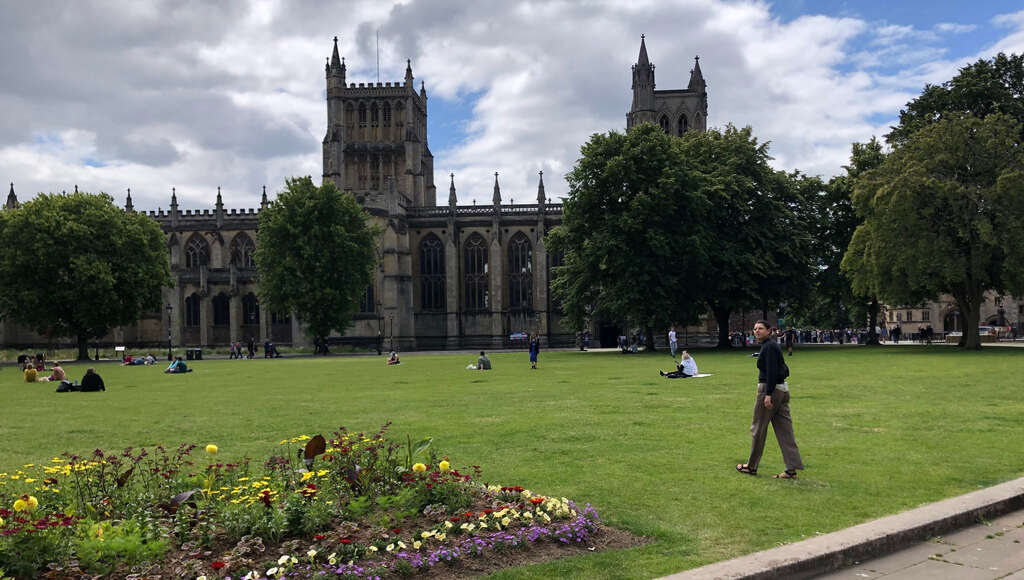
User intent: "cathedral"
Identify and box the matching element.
[1,37,712,351]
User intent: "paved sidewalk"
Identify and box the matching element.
[659,476,1024,580]
[815,507,1024,579]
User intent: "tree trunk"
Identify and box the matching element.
[864,297,881,345]
[713,305,732,348]
[644,325,655,351]
[961,299,982,350]
[76,333,91,361]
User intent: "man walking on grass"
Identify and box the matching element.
[736,320,804,479]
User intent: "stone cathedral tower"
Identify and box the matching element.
[322,36,437,208]
[627,35,708,136]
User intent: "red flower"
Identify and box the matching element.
[483,509,493,515]
[463,512,474,517]
[211,561,226,570]
[391,528,401,534]
[530,497,545,504]
[449,516,460,522]
[314,534,326,540]
[340,538,352,544]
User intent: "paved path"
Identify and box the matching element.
[660,476,1024,580]
[815,508,1024,579]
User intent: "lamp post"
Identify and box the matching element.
[375,300,383,355]
[388,315,394,353]
[166,303,173,361]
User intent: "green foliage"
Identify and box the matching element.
[887,53,1024,147]
[677,125,815,346]
[219,502,287,544]
[548,123,710,341]
[797,138,885,331]
[843,114,1024,349]
[254,177,380,341]
[73,520,168,575]
[0,191,171,359]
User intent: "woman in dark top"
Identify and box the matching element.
[736,320,803,479]
[80,368,106,392]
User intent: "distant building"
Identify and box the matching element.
[1,37,728,350]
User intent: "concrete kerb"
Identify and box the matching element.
[659,475,1024,580]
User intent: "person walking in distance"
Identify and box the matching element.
[529,334,540,369]
[668,326,678,358]
[736,320,804,479]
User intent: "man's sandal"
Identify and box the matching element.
[735,464,757,475]
[774,470,798,479]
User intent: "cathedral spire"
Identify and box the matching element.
[6,182,18,209]
[330,36,342,69]
[125,188,134,212]
[170,187,178,209]
[492,172,501,206]
[261,185,269,210]
[405,59,414,87]
[637,34,650,68]
[688,55,705,92]
[536,170,546,205]
[420,80,427,99]
[448,173,457,207]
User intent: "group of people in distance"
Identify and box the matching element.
[20,354,105,392]
[121,353,158,365]
[227,338,279,359]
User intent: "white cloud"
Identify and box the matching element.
[2,1,1024,210]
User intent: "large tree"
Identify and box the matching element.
[802,139,886,341]
[843,114,1024,349]
[254,177,380,348]
[887,53,1024,147]
[678,125,814,347]
[547,123,711,349]
[0,192,170,360]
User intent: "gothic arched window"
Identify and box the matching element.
[212,293,230,326]
[359,284,375,313]
[420,234,445,311]
[678,115,688,135]
[508,232,533,311]
[185,234,208,271]
[383,102,392,127]
[370,102,379,127]
[230,233,256,269]
[463,234,489,312]
[345,103,355,127]
[185,293,201,327]
[659,115,670,135]
[358,103,367,126]
[243,293,259,325]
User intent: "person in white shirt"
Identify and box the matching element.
[660,351,698,378]
[668,327,678,357]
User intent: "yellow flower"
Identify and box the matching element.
[0,516,4,526]
[205,444,218,455]
[412,463,426,473]
[301,471,315,482]
[13,494,38,512]
[413,540,422,550]
[436,532,446,541]
[368,546,378,552]
[438,460,450,471]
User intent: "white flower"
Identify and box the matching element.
[307,549,317,558]
[196,576,208,580]
[386,543,395,552]
[289,556,297,565]
[444,520,453,528]
[277,555,289,565]
[266,568,279,577]
[398,541,407,549]
[413,540,422,549]
[368,546,378,552]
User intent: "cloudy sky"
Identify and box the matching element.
[3,0,1024,211]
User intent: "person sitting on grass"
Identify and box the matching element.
[45,365,66,382]
[121,354,134,365]
[660,351,699,378]
[80,368,105,392]
[387,351,401,365]
[24,366,38,382]
[477,351,491,370]
[165,356,192,374]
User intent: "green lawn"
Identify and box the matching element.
[3,346,1023,578]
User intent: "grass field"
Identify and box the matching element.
[2,346,1022,579]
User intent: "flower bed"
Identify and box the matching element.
[0,423,616,579]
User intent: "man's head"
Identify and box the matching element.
[753,320,772,342]
[479,351,486,356]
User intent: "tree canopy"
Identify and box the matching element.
[547,123,710,347]
[843,114,1024,349]
[254,177,380,345]
[677,125,814,347]
[888,53,1024,147]
[0,192,171,359]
